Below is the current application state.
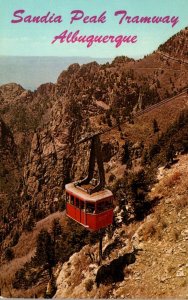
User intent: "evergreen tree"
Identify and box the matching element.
[51,218,63,264]
[149,143,161,159]
[35,229,55,269]
[130,170,150,221]
[4,247,14,261]
[182,136,188,153]
[166,143,175,164]
[142,149,150,165]
[153,119,159,133]
[122,140,131,164]
[52,218,62,241]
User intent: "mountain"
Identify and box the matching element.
[0,27,188,298]
[0,56,112,91]
[159,27,188,59]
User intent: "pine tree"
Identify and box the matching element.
[4,247,14,261]
[130,170,150,221]
[35,229,55,269]
[122,141,130,164]
[51,218,63,264]
[52,218,62,241]
[142,149,150,165]
[166,143,175,164]
[153,119,159,133]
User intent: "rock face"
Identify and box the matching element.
[0,29,187,221]
[54,154,188,299]
[0,117,20,194]
[0,118,21,242]
[22,27,188,217]
[159,27,188,59]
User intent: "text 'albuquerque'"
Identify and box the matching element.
[11,9,179,48]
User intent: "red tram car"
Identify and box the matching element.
[65,182,114,231]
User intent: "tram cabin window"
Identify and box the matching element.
[80,200,84,210]
[105,198,113,209]
[76,198,79,208]
[97,199,113,213]
[97,201,106,213]
[86,202,95,214]
[70,195,74,205]
[66,193,69,203]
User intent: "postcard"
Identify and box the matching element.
[0,0,188,298]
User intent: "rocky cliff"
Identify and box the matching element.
[0,118,21,239]
[22,27,188,219]
[55,154,188,299]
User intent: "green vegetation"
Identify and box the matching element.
[113,110,188,223]
[13,218,100,290]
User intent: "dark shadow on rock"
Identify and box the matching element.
[96,249,139,287]
[102,237,124,260]
[134,196,160,222]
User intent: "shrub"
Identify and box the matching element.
[171,229,180,242]
[142,219,157,241]
[4,247,14,261]
[23,216,35,232]
[161,219,168,229]
[85,279,94,292]
[175,195,188,212]
[11,231,20,246]
[165,172,181,188]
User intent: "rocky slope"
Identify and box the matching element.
[0,118,21,243]
[159,27,188,60]
[22,36,188,220]
[55,154,188,299]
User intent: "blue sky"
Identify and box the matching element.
[0,0,187,58]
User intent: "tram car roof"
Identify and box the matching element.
[65,182,113,202]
